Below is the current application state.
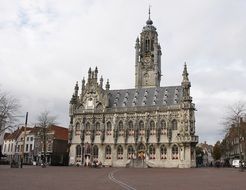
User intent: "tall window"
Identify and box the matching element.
[139,120,145,135]
[117,145,123,160]
[127,145,134,159]
[160,120,167,134]
[145,39,150,52]
[93,145,99,159]
[95,122,100,135]
[118,121,124,136]
[75,122,80,135]
[105,145,111,159]
[160,145,167,160]
[106,121,112,135]
[172,145,179,160]
[85,122,90,135]
[172,119,177,130]
[128,121,134,135]
[149,145,155,159]
[150,120,155,135]
[76,145,82,157]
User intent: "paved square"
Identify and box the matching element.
[0,166,245,190]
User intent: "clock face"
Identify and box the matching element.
[142,56,152,70]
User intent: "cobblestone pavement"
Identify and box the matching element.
[0,165,245,190]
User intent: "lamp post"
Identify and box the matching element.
[20,112,28,168]
[238,117,244,172]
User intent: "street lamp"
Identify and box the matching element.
[20,112,28,168]
[238,117,244,172]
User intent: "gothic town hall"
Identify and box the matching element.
[68,14,198,168]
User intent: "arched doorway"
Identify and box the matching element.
[137,143,146,160]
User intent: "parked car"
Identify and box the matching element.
[232,159,240,168]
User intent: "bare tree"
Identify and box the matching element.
[36,111,56,166]
[0,89,20,134]
[222,101,246,168]
[223,101,246,132]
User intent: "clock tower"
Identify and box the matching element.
[135,9,162,88]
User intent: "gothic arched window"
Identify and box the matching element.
[117,145,123,160]
[106,121,112,135]
[160,145,167,160]
[93,145,98,159]
[139,120,144,130]
[145,38,150,52]
[95,122,100,135]
[128,121,133,131]
[85,122,90,135]
[118,120,124,135]
[172,119,177,130]
[85,122,90,131]
[75,123,80,131]
[150,120,155,135]
[160,120,167,134]
[105,145,111,159]
[75,122,80,135]
[118,121,123,131]
[128,121,134,135]
[127,145,134,159]
[95,122,100,131]
[139,120,145,135]
[172,145,179,160]
[149,144,155,159]
[161,120,166,129]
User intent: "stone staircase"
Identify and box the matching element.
[126,159,149,168]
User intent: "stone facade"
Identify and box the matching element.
[68,14,198,168]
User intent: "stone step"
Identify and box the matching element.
[126,159,148,168]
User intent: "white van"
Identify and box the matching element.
[232,159,240,168]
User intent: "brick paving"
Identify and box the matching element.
[0,166,245,190]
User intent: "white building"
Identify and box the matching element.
[2,126,34,163]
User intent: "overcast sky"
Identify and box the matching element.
[0,0,246,145]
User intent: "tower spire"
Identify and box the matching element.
[181,62,192,102]
[182,62,189,82]
[146,5,153,25]
[148,5,151,20]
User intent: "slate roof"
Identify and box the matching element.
[108,86,183,108]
